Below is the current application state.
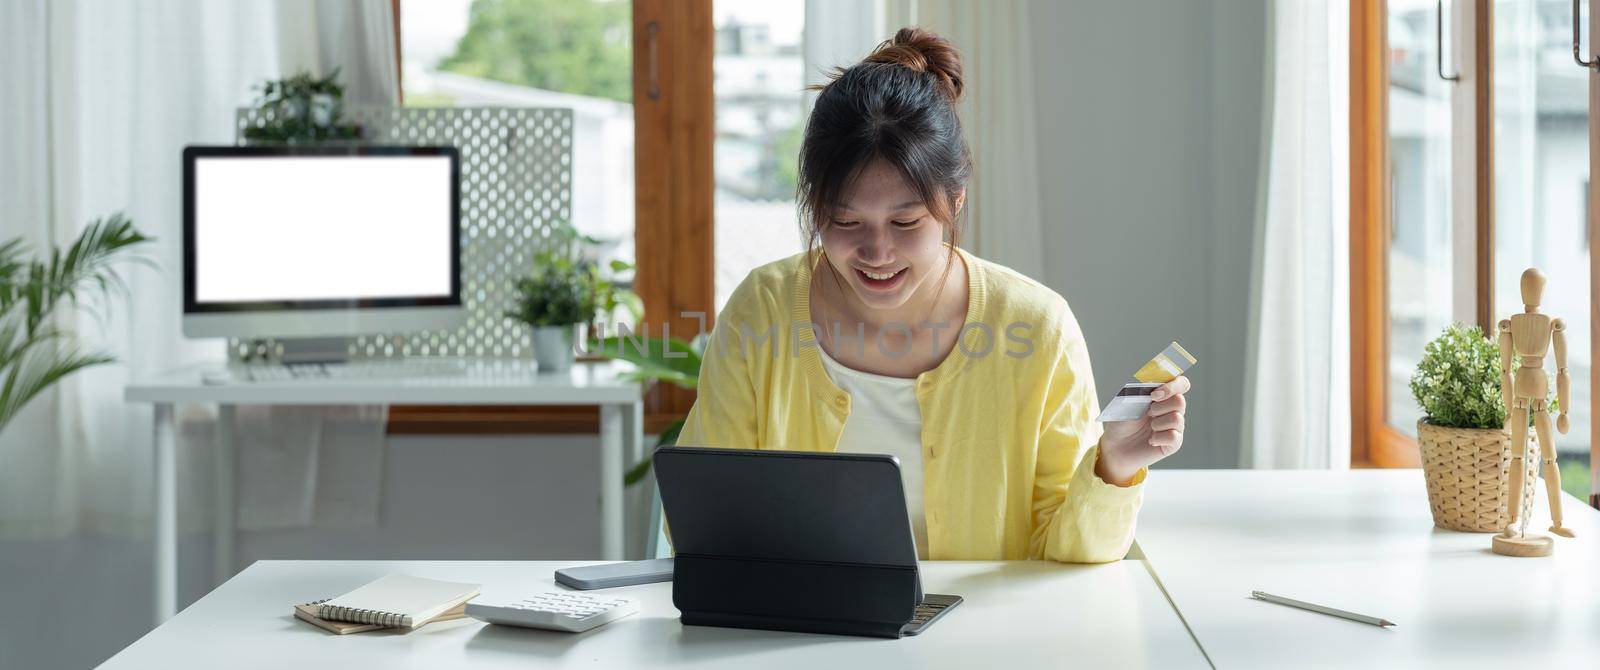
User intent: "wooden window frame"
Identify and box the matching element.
[1351,0,1416,467]
[387,0,715,436]
[631,0,715,424]
[1588,0,1600,510]
[391,0,403,105]
[1351,0,1492,467]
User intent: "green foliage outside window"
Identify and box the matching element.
[440,0,632,103]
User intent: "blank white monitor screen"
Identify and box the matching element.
[193,154,455,304]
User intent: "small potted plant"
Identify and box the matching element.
[506,225,635,372]
[1410,322,1540,532]
[241,69,362,145]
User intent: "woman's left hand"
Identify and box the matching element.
[1096,376,1190,486]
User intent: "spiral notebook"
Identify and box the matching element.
[294,600,468,635]
[317,574,481,629]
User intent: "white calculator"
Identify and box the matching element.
[465,591,639,633]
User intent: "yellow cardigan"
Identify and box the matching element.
[675,247,1145,563]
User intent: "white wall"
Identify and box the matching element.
[1029,0,1269,467]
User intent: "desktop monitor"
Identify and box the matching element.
[182,145,462,338]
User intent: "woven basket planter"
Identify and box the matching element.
[1417,420,1536,532]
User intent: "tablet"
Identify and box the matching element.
[654,446,919,568]
[654,446,958,638]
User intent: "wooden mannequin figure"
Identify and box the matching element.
[1492,268,1576,558]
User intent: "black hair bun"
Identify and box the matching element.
[862,27,964,102]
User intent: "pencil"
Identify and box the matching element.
[1251,591,1395,628]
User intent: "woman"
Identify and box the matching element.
[676,28,1190,563]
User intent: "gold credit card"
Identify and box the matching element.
[1100,343,1196,423]
[1133,342,1196,384]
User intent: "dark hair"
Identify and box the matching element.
[798,27,972,266]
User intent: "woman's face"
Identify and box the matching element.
[820,159,959,314]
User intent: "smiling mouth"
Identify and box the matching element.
[855,266,907,289]
[860,268,901,280]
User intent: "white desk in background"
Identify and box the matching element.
[124,360,645,624]
[1135,470,1600,668]
[96,560,1209,669]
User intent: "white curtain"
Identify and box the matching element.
[0,0,397,539]
[878,0,1047,281]
[1241,0,1351,469]
[276,0,402,106]
[239,0,400,531]
[803,0,887,102]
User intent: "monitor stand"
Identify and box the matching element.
[236,337,353,365]
[280,337,353,365]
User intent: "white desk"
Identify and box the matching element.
[98,560,1207,669]
[1135,470,1600,668]
[124,360,645,624]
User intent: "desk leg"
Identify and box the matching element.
[152,403,177,623]
[622,400,644,469]
[622,400,644,558]
[599,404,624,560]
[213,405,236,586]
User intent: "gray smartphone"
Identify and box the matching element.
[554,558,675,590]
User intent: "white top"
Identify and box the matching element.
[816,346,929,560]
[1135,470,1600,668]
[98,560,1207,669]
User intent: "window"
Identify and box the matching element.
[402,0,636,271]
[395,0,713,433]
[1355,0,1597,502]
[1492,0,1591,496]
[712,1,807,311]
[1386,0,1458,437]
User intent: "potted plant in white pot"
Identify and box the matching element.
[506,225,636,372]
[1410,322,1541,532]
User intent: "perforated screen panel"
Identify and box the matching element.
[231,106,574,360]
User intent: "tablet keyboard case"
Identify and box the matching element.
[655,447,924,639]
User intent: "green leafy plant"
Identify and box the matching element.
[1410,322,1554,429]
[241,69,362,144]
[0,214,152,432]
[506,261,596,327]
[592,258,643,326]
[588,334,704,486]
[505,224,639,328]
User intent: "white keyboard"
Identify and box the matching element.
[234,360,469,382]
[465,592,638,633]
